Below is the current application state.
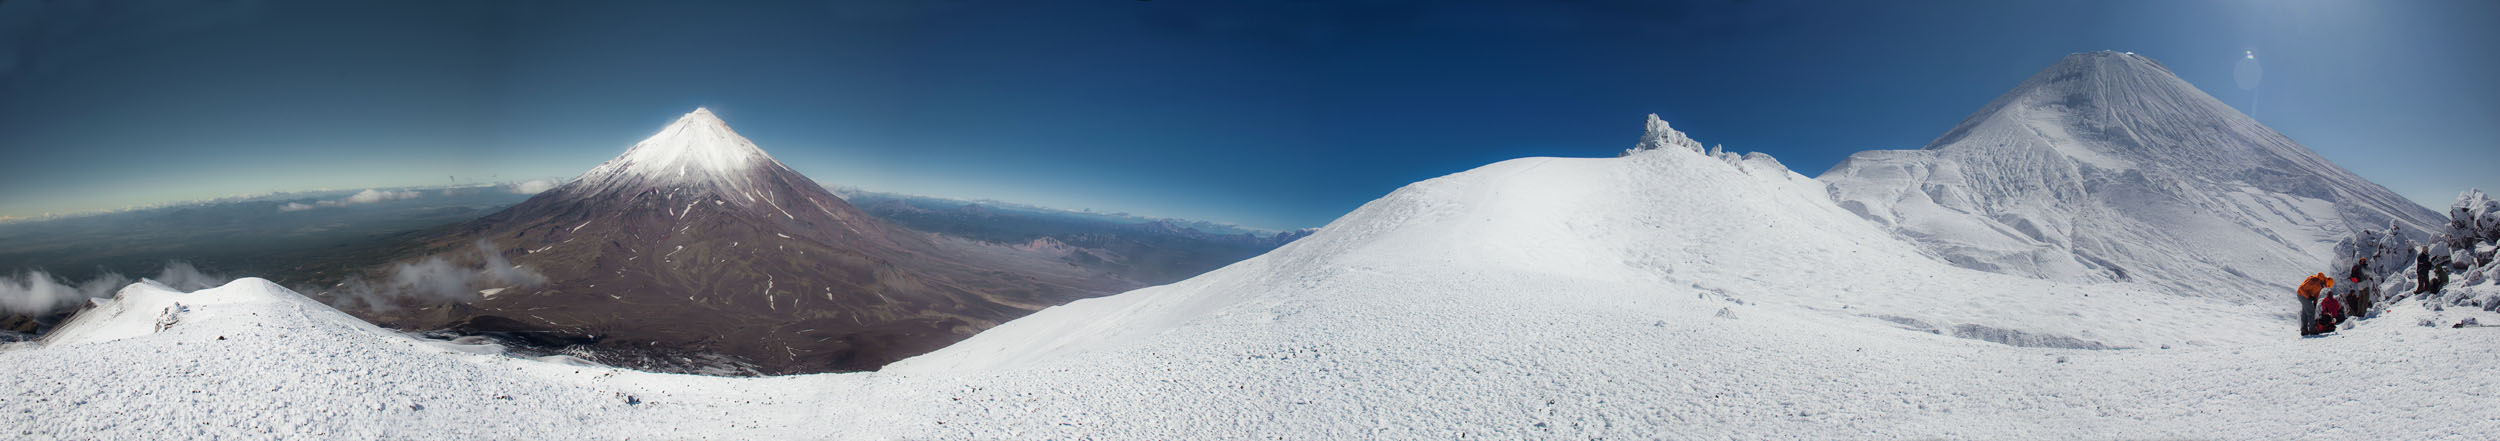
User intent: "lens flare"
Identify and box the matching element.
[2235,50,2263,90]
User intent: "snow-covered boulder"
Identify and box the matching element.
[2324,221,2420,296]
[2445,189,2500,261]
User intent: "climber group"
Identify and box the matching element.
[2295,189,2499,336]
[2301,256,2395,336]
[2300,246,2464,336]
[2298,257,2380,336]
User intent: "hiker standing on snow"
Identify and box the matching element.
[2417,247,2436,294]
[2298,273,2334,336]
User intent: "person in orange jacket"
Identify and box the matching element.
[2297,273,2335,336]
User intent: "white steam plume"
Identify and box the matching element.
[508,180,559,195]
[324,241,546,312]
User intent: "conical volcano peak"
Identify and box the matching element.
[2057,50,2153,65]
[671,107,739,131]
[1823,50,2444,303]
[399,107,1131,375]
[1924,50,2249,162]
[2034,50,2179,86]
[2001,51,2195,107]
[599,107,778,186]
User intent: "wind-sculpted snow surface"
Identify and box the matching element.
[1821,51,2442,303]
[4,126,2496,439]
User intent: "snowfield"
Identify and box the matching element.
[6,140,2497,440]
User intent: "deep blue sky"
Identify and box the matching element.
[2,0,2493,229]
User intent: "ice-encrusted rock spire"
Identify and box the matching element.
[1616,113,1792,174]
[1623,113,1706,156]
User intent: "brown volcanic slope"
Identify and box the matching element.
[361,108,1129,374]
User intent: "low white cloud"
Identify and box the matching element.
[0,272,115,316]
[277,188,425,212]
[508,180,559,195]
[322,240,547,312]
[0,262,229,315]
[334,189,422,205]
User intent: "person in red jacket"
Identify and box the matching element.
[2317,292,2345,333]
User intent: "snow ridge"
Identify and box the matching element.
[890,118,2259,373]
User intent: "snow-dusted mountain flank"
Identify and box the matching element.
[1820,51,2442,301]
[339,108,1127,374]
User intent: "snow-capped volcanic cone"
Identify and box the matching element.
[359,108,1120,374]
[1819,51,2441,301]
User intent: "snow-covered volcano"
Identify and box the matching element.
[349,108,1124,374]
[1820,51,2442,301]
